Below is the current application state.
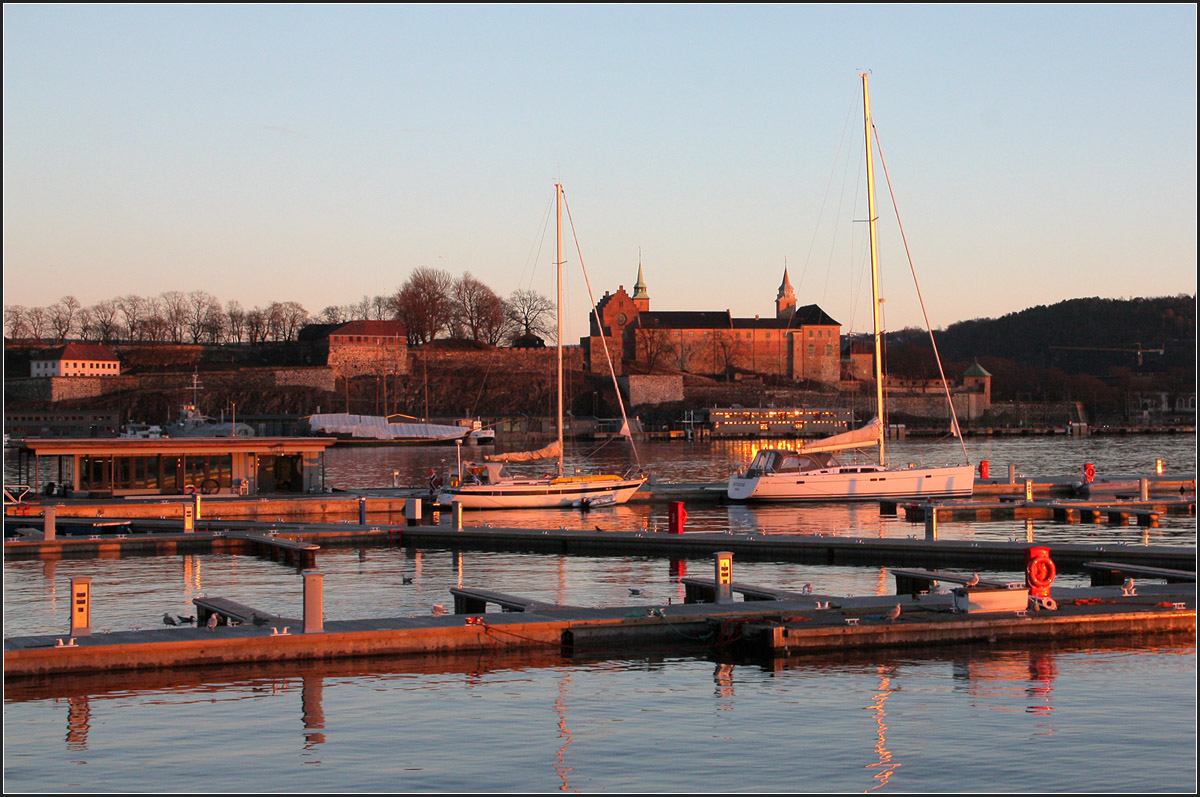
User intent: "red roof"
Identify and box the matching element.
[44,343,120,362]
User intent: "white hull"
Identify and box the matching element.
[438,477,644,509]
[727,463,975,502]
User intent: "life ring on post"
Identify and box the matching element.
[183,484,197,495]
[201,478,220,495]
[1083,463,1096,483]
[1025,548,1057,598]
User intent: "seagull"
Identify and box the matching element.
[801,583,813,595]
[1123,577,1135,591]
[628,588,642,596]
[207,613,219,630]
[252,613,267,626]
[885,604,902,622]
[179,615,196,624]
[162,613,178,626]
[432,604,448,616]
[402,576,413,585]
[965,573,981,588]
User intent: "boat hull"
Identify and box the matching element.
[727,463,975,502]
[437,477,645,509]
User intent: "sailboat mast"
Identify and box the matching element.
[862,72,886,466]
[555,183,565,478]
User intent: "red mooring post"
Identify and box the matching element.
[668,501,687,535]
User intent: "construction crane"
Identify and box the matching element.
[1049,343,1165,366]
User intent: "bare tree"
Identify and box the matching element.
[245,306,267,344]
[226,300,246,343]
[452,273,507,343]
[390,267,454,345]
[117,294,149,341]
[48,295,81,341]
[317,305,346,324]
[76,307,97,341]
[185,290,222,343]
[159,291,189,343]
[90,299,123,342]
[4,306,28,339]
[637,327,678,371]
[507,288,555,341]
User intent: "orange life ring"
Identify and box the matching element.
[183,484,197,495]
[1026,556,1056,590]
[1084,463,1096,483]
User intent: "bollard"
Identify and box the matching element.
[979,460,989,480]
[43,506,56,542]
[1139,478,1149,502]
[70,576,92,636]
[392,469,400,488]
[358,496,367,525]
[303,571,324,633]
[713,551,734,604]
[451,501,463,530]
[1024,479,1034,502]
[668,501,687,535]
[193,491,202,521]
[405,498,422,527]
[183,502,195,532]
[924,503,937,540]
[1008,464,1017,484]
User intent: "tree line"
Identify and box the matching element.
[4,268,556,348]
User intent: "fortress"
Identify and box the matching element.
[583,265,842,384]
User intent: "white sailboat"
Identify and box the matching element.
[727,74,974,503]
[436,184,646,509]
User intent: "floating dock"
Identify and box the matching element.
[5,578,1193,679]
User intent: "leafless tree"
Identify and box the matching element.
[452,273,507,343]
[117,294,149,341]
[245,306,268,344]
[637,327,678,371]
[4,306,28,339]
[506,288,555,341]
[159,291,189,343]
[226,300,246,343]
[709,330,743,377]
[390,267,454,345]
[317,305,346,324]
[185,290,222,343]
[90,299,123,342]
[48,295,81,341]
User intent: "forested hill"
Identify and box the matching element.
[892,295,1195,373]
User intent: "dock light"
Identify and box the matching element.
[1156,458,1164,475]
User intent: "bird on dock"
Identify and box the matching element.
[252,613,267,626]
[402,576,413,585]
[885,604,902,622]
[801,583,813,595]
[628,588,642,596]
[179,615,196,624]
[207,613,219,630]
[162,613,178,626]
[965,573,981,588]
[432,604,447,616]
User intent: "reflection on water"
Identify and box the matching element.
[5,638,1193,792]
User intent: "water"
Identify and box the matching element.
[4,435,1197,791]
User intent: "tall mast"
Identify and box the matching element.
[555,183,565,478]
[862,73,886,466]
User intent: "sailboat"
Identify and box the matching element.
[727,74,975,503]
[435,184,647,509]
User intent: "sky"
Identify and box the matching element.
[3,4,1196,343]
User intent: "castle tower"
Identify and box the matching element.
[631,260,650,312]
[776,267,796,319]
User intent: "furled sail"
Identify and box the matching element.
[484,439,563,463]
[795,417,884,455]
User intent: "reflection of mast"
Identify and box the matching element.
[553,670,575,792]
[864,667,901,792]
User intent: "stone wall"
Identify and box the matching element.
[411,347,584,373]
[620,374,684,407]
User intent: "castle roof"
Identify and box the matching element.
[37,343,120,362]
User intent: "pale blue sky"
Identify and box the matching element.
[4,4,1196,342]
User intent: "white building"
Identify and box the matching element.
[31,343,121,377]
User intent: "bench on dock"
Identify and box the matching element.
[449,587,575,615]
[891,569,1024,595]
[679,577,813,604]
[192,596,299,627]
[1082,561,1197,587]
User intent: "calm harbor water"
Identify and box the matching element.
[4,434,1197,792]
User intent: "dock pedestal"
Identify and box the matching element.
[43,506,55,541]
[304,571,324,634]
[70,576,92,637]
[714,552,734,604]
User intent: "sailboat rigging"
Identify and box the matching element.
[436,184,646,509]
[726,74,974,503]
